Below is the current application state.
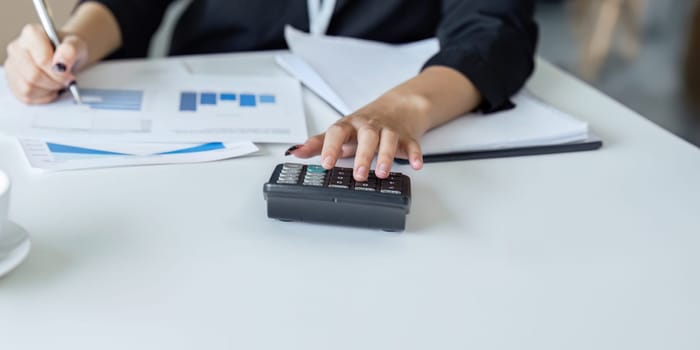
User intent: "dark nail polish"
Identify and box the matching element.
[52,63,67,73]
[284,144,303,156]
[57,88,67,95]
[67,80,77,87]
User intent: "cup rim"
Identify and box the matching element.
[0,170,9,196]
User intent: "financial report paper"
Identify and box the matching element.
[18,138,259,171]
[0,60,308,144]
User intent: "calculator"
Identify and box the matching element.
[263,163,412,231]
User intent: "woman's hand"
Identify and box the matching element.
[4,2,122,105]
[289,66,483,181]
[4,24,88,104]
[291,90,430,181]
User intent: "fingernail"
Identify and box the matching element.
[52,63,67,73]
[66,80,77,87]
[411,156,423,169]
[284,144,302,156]
[322,157,333,168]
[355,166,368,179]
[57,88,67,95]
[377,164,389,177]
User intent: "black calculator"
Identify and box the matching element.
[263,163,411,231]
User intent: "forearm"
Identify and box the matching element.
[380,66,482,134]
[61,2,121,67]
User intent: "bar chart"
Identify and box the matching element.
[179,91,277,112]
[80,89,144,111]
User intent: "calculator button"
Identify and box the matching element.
[380,184,402,193]
[330,175,351,183]
[304,176,326,182]
[354,187,376,192]
[328,184,349,189]
[306,165,327,173]
[281,176,301,181]
[354,182,377,191]
[380,189,402,195]
[328,180,350,188]
[277,180,299,185]
[283,163,303,169]
[331,170,351,177]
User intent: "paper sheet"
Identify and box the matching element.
[0,61,308,144]
[18,138,259,171]
[280,27,590,154]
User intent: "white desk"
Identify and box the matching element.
[1,52,699,350]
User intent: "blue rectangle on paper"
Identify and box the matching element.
[90,104,142,111]
[82,88,144,111]
[180,92,197,112]
[259,95,276,104]
[220,93,237,101]
[200,93,217,105]
[240,94,257,107]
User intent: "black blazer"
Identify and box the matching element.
[81,0,538,112]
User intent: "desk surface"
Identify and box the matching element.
[1,52,699,350]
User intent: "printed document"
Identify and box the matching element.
[0,60,308,144]
[279,27,590,155]
[18,138,259,171]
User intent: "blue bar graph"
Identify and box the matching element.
[200,93,217,105]
[240,94,257,107]
[180,92,198,112]
[82,89,144,111]
[220,93,237,101]
[178,91,276,112]
[259,95,276,104]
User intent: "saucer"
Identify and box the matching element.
[0,221,31,279]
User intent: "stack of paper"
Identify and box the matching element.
[0,60,309,170]
[278,27,594,157]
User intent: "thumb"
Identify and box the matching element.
[51,35,87,77]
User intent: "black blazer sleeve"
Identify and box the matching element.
[80,0,175,59]
[424,0,539,113]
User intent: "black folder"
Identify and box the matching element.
[395,137,603,164]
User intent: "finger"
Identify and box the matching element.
[7,76,58,104]
[7,43,64,91]
[402,139,424,170]
[54,36,87,74]
[321,123,353,169]
[375,129,399,179]
[340,143,358,158]
[15,24,72,86]
[18,24,54,69]
[289,134,324,158]
[4,58,60,103]
[353,126,380,181]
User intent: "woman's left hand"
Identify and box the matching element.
[287,66,483,182]
[289,89,430,181]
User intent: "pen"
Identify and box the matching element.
[31,0,82,104]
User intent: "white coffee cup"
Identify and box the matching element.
[0,170,10,239]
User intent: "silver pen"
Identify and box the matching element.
[31,0,82,104]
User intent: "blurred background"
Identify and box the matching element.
[1,0,699,146]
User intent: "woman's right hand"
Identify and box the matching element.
[4,24,88,105]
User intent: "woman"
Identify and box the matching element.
[4,0,537,181]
